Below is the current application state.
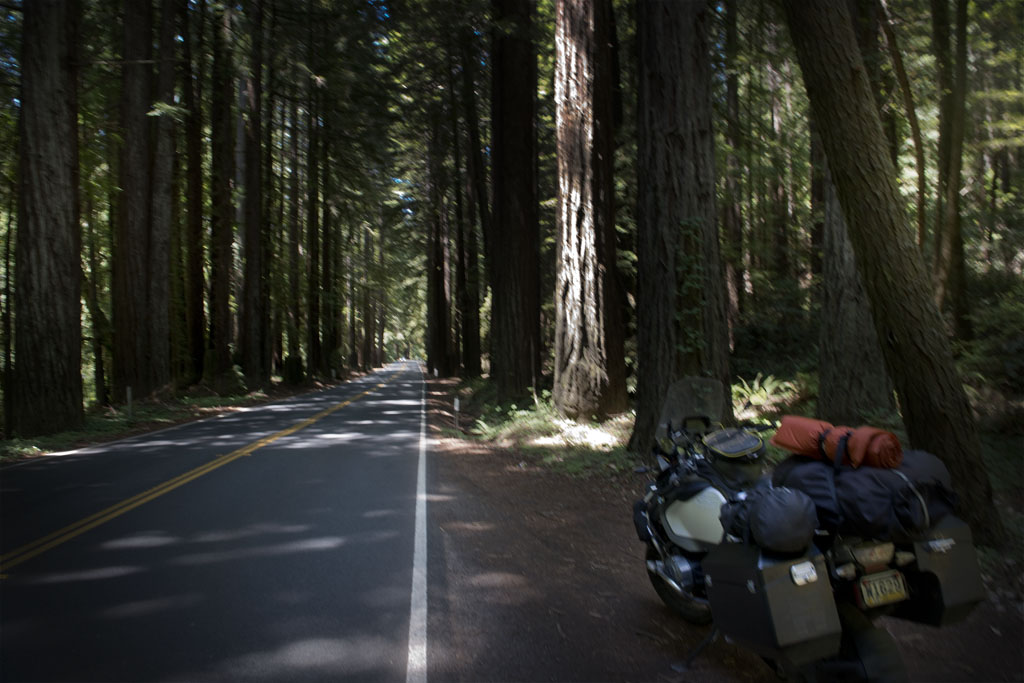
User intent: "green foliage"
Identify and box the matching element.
[733,372,798,414]
[960,279,1024,397]
[731,278,819,379]
[456,378,639,478]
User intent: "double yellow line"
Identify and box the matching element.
[0,371,400,576]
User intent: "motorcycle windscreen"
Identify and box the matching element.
[655,377,725,442]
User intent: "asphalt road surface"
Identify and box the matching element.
[1,362,428,682]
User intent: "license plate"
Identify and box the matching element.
[858,570,908,608]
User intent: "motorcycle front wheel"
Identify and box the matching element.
[645,546,712,625]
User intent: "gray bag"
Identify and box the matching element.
[720,484,819,554]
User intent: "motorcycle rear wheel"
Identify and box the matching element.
[645,546,712,625]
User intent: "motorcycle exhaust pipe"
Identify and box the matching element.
[647,559,687,596]
[647,556,700,597]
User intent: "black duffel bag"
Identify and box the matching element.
[772,449,957,541]
[720,483,819,554]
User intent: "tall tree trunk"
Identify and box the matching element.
[552,0,627,420]
[306,53,322,377]
[242,0,266,387]
[932,0,970,338]
[114,0,153,402]
[149,0,177,393]
[722,0,745,328]
[629,0,687,451]
[877,0,927,250]
[322,155,336,375]
[86,195,109,407]
[14,0,83,435]
[781,0,1004,546]
[809,124,825,280]
[817,0,896,424]
[818,168,894,424]
[182,0,206,385]
[209,5,235,384]
[676,0,731,419]
[426,105,451,377]
[459,27,483,378]
[3,200,12,433]
[287,94,302,368]
[490,0,539,400]
[449,43,467,376]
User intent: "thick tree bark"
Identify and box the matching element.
[459,27,483,378]
[14,0,83,435]
[629,0,687,450]
[306,42,322,377]
[677,1,731,418]
[242,0,267,387]
[722,0,745,327]
[287,94,302,367]
[114,0,153,401]
[182,0,206,385]
[552,0,627,420]
[149,0,177,393]
[426,105,452,377]
[490,0,540,400]
[877,0,927,250]
[781,0,1004,545]
[818,170,894,424]
[818,0,896,425]
[209,5,235,383]
[932,0,970,338]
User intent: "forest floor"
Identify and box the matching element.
[424,376,1024,682]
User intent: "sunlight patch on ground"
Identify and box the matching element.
[213,636,394,678]
[528,414,632,451]
[30,565,145,585]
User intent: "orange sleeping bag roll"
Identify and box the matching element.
[771,415,903,469]
[770,415,833,457]
[847,426,903,468]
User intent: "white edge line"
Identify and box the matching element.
[406,362,429,683]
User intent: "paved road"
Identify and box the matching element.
[1,362,428,682]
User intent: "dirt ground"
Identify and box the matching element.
[424,378,1024,683]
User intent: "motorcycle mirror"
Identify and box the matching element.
[634,465,650,474]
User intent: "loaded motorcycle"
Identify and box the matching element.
[632,377,985,681]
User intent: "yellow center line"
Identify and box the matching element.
[0,370,402,575]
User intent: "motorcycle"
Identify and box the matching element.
[632,377,985,681]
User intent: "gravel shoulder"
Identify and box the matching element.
[425,378,1024,683]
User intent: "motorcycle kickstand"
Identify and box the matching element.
[672,627,720,673]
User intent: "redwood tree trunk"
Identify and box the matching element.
[781,0,1004,545]
[14,0,83,436]
[149,0,177,392]
[490,0,539,400]
[182,0,206,385]
[459,27,483,378]
[629,0,731,447]
[818,169,894,424]
[209,5,235,383]
[552,0,627,420]
[242,0,266,387]
[932,0,970,338]
[114,0,153,401]
[629,0,688,450]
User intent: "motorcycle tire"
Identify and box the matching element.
[645,546,712,625]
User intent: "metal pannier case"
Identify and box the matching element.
[892,515,985,626]
[703,543,841,668]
